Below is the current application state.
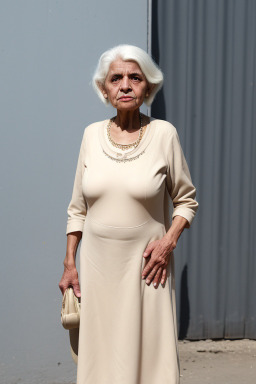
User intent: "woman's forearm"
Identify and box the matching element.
[162,215,189,252]
[59,231,82,296]
[64,231,82,268]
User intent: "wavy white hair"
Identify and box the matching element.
[92,44,164,107]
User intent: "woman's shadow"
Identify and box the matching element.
[178,265,190,339]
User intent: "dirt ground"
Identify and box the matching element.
[178,339,256,384]
[49,339,256,384]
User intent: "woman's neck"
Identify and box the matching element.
[115,109,141,132]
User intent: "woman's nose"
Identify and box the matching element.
[120,76,131,92]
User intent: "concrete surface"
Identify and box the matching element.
[179,339,256,384]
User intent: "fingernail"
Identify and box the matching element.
[146,279,150,284]
[142,275,145,279]
[153,282,157,287]
[143,252,147,256]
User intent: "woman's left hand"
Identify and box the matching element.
[141,216,189,288]
[141,236,176,288]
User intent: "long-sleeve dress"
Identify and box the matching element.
[66,117,198,384]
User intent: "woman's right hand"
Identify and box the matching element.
[59,263,81,298]
[59,231,82,297]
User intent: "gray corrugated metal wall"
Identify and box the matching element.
[152,0,256,339]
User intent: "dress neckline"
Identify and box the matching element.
[98,117,155,162]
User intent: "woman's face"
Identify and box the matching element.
[101,59,150,112]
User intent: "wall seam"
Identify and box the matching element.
[147,0,152,117]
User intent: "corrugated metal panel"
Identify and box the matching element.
[151,0,256,339]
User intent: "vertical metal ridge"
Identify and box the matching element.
[147,0,152,56]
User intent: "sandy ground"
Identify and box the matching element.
[178,339,256,384]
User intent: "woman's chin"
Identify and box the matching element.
[115,101,143,112]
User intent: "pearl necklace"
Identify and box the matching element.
[107,113,144,151]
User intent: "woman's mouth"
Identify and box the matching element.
[118,96,134,101]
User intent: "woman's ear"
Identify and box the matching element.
[97,81,108,99]
[146,83,155,98]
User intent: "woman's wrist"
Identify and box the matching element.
[63,256,76,269]
[64,231,82,269]
[164,216,188,249]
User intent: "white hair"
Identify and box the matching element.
[92,44,164,107]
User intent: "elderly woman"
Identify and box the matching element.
[59,44,198,384]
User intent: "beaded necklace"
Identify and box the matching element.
[107,113,144,151]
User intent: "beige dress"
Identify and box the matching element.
[66,117,198,384]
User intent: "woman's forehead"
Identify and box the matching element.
[107,59,143,75]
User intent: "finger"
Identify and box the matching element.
[59,281,67,295]
[142,255,164,278]
[153,267,163,289]
[145,263,161,285]
[143,241,157,258]
[161,268,167,285]
[142,256,149,273]
[142,259,156,278]
[59,285,63,295]
[73,282,81,298]
[144,256,150,267]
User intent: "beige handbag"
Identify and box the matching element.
[61,287,81,330]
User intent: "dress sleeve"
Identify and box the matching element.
[66,130,87,235]
[166,128,199,228]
